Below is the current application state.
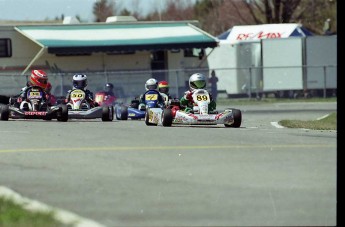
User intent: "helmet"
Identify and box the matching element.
[104,83,114,93]
[189,73,206,91]
[73,74,87,89]
[29,69,48,89]
[145,78,158,91]
[158,81,169,94]
[46,82,52,93]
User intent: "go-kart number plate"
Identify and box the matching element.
[195,94,209,101]
[95,95,104,103]
[71,90,86,99]
[145,94,158,100]
[28,91,42,99]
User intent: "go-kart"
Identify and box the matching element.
[0,86,68,121]
[114,91,168,121]
[66,89,113,121]
[145,89,242,127]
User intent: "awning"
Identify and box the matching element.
[15,22,219,55]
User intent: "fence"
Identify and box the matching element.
[0,65,337,102]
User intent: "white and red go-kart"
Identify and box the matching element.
[145,89,242,127]
[67,89,113,121]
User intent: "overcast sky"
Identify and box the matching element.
[0,0,169,22]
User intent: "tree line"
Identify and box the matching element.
[89,0,336,36]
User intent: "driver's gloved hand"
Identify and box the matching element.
[138,103,146,111]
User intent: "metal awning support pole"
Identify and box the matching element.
[197,47,216,67]
[21,47,46,75]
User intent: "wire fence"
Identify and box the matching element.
[0,65,337,102]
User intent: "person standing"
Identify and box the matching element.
[208,70,219,101]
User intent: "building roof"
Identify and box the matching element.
[15,21,219,54]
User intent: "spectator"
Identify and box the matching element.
[208,70,219,101]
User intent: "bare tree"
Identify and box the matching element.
[114,0,337,35]
[93,0,114,22]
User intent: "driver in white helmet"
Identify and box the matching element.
[138,78,165,111]
[65,74,98,107]
[180,73,216,113]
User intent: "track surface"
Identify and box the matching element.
[0,102,337,226]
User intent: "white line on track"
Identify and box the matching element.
[317,114,330,120]
[271,122,284,128]
[0,186,105,227]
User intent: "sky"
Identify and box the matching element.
[0,0,169,22]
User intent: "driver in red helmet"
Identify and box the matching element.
[15,69,49,109]
[158,80,172,106]
[158,81,172,99]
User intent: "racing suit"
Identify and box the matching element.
[180,90,216,113]
[138,90,165,110]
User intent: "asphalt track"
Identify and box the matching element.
[0,102,337,227]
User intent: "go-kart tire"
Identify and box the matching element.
[57,104,68,122]
[162,108,173,127]
[115,105,128,120]
[225,108,242,128]
[0,104,10,121]
[115,105,120,120]
[102,106,113,121]
[120,105,128,120]
[145,108,157,126]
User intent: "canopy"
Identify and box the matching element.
[15,22,218,54]
[218,23,313,44]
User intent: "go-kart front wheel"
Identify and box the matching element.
[57,104,68,122]
[0,104,10,121]
[102,106,114,121]
[224,108,242,128]
[115,105,128,120]
[162,108,173,127]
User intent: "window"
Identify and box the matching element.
[184,48,204,58]
[0,39,12,57]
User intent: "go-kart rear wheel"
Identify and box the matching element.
[145,108,157,126]
[162,108,173,127]
[0,104,10,121]
[224,108,242,128]
[57,104,68,122]
[102,106,113,121]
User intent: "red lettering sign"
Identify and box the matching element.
[236,31,283,40]
[24,111,47,116]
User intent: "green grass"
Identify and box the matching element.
[216,97,337,130]
[279,112,337,130]
[0,197,72,227]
